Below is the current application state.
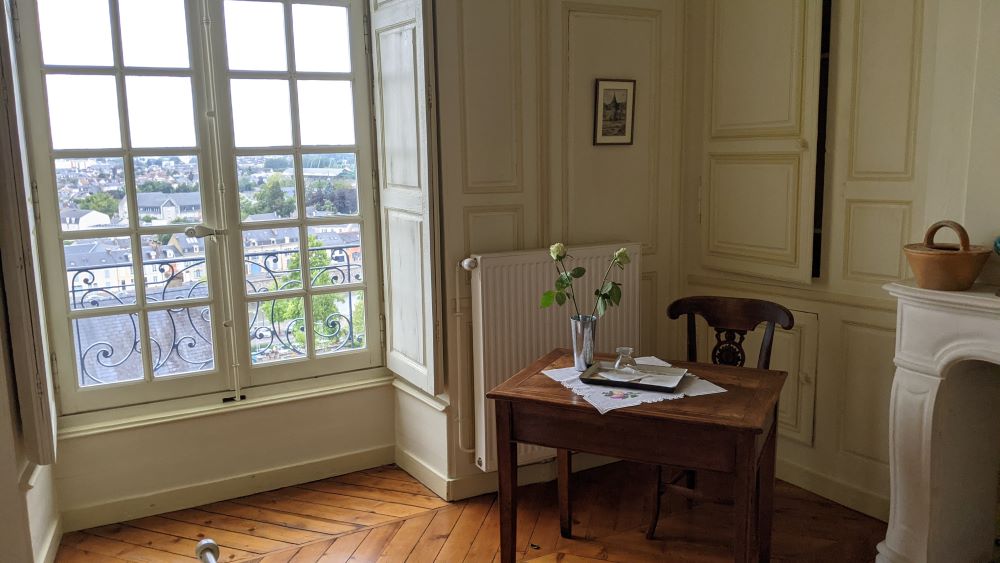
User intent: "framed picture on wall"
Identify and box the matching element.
[593,79,636,145]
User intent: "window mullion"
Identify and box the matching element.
[197,0,248,391]
[107,0,155,383]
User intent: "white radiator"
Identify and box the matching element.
[469,242,641,472]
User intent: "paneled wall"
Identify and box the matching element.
[680,0,999,521]
[432,0,684,484]
[418,0,998,519]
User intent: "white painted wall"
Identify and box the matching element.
[57,381,396,531]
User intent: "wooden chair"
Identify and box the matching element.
[646,295,794,540]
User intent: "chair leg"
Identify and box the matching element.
[646,464,662,540]
[685,469,697,510]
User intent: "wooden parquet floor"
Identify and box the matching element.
[56,461,886,562]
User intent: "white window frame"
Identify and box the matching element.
[15,0,383,416]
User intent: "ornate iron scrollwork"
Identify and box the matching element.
[70,243,365,385]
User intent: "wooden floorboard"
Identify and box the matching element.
[56,462,886,562]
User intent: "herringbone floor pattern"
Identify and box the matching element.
[56,461,885,562]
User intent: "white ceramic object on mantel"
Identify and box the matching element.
[878,281,1000,563]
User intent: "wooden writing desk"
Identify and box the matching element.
[487,349,786,563]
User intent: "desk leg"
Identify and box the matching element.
[757,422,777,562]
[496,400,518,563]
[733,434,759,563]
[557,449,572,538]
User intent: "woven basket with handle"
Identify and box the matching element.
[903,220,991,291]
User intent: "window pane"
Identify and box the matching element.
[298,81,355,146]
[236,155,297,222]
[292,4,351,73]
[37,0,113,66]
[64,236,137,310]
[140,234,209,303]
[307,224,363,287]
[74,313,144,387]
[133,156,202,226]
[242,228,302,294]
[46,75,121,150]
[149,306,214,377]
[248,297,306,364]
[312,290,365,355]
[224,0,287,71]
[230,79,292,147]
[119,0,190,68]
[56,158,126,231]
[304,153,358,217]
[126,77,196,148]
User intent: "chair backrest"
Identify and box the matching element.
[667,296,794,370]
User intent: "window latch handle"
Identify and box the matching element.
[184,225,226,238]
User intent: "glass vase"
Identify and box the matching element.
[570,314,597,371]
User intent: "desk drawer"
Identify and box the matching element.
[509,402,738,473]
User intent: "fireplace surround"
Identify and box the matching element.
[878,282,1000,562]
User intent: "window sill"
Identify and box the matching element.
[58,366,394,440]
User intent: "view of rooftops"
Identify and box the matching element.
[56,153,359,232]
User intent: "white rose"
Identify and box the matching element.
[613,247,631,265]
[549,242,567,261]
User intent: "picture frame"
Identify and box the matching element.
[593,79,636,145]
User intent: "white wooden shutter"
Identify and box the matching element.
[699,0,822,283]
[0,0,57,465]
[369,0,442,394]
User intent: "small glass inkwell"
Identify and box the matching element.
[614,346,637,370]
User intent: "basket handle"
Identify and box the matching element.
[923,220,971,251]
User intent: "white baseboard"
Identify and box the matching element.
[36,519,61,563]
[61,444,395,532]
[776,457,889,522]
[396,447,618,501]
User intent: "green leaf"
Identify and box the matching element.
[596,296,607,317]
[600,281,614,293]
[540,290,555,308]
[555,291,567,305]
[570,267,586,278]
[609,283,622,305]
[555,272,573,290]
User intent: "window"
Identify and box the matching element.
[19,0,380,414]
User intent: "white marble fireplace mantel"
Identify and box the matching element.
[878,281,1000,563]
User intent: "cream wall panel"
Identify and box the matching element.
[698,0,821,283]
[463,206,525,255]
[711,0,804,137]
[385,210,427,367]
[848,0,921,180]
[706,154,801,265]
[376,26,421,190]
[843,200,911,282]
[436,0,684,486]
[562,5,661,255]
[460,1,521,192]
[57,383,395,529]
[840,321,895,465]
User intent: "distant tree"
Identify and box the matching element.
[78,192,118,216]
[138,180,174,193]
[272,236,345,346]
[172,183,199,193]
[249,174,296,217]
[156,233,172,245]
[264,157,292,170]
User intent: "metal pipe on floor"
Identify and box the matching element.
[195,539,220,563]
